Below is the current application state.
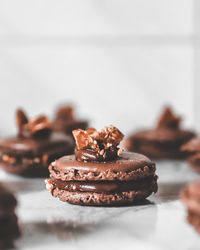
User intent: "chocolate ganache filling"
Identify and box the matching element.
[72,126,124,162]
[48,175,158,193]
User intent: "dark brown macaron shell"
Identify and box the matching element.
[0,214,20,240]
[49,152,156,181]
[0,133,74,177]
[0,184,20,247]
[47,152,157,206]
[126,107,195,160]
[126,129,195,160]
[0,184,17,214]
[47,185,157,206]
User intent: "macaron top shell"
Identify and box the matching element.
[129,129,195,145]
[49,152,156,181]
[0,133,74,156]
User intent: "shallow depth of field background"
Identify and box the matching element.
[0,0,199,135]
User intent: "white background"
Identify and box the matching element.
[0,0,197,135]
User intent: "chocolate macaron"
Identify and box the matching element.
[46,126,157,206]
[125,106,195,160]
[181,181,200,234]
[0,184,20,248]
[53,105,88,136]
[0,109,74,177]
[181,138,200,173]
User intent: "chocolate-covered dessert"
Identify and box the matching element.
[182,138,200,172]
[46,126,157,206]
[181,181,200,234]
[0,184,20,248]
[0,109,74,177]
[125,106,195,160]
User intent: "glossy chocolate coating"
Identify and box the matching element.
[53,152,154,173]
[129,129,195,144]
[0,133,74,176]
[126,129,195,160]
[0,133,73,156]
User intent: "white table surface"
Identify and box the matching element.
[0,161,200,250]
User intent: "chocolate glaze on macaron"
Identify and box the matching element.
[181,181,200,234]
[53,105,88,136]
[0,109,74,177]
[46,126,157,206]
[125,106,195,160]
[182,138,200,173]
[0,184,20,248]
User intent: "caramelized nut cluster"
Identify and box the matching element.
[55,105,75,122]
[16,109,52,138]
[156,106,181,130]
[72,126,124,162]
